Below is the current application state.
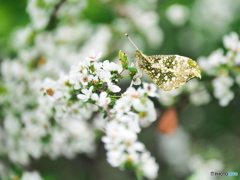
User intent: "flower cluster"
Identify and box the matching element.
[0,0,165,178]
[158,79,211,107]
[198,32,240,106]
[70,50,122,102]
[212,75,234,106]
[35,50,159,179]
[102,85,159,179]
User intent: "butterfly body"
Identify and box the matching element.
[135,50,201,91]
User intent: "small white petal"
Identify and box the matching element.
[91,93,99,101]
[77,94,86,100]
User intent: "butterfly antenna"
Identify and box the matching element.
[125,33,140,51]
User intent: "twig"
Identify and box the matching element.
[46,0,66,30]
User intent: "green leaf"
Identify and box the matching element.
[119,50,129,69]
[128,67,138,76]
[103,112,108,119]
[128,67,138,72]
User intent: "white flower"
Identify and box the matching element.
[79,69,93,86]
[4,114,21,135]
[113,96,131,115]
[97,70,112,82]
[116,113,140,133]
[189,89,211,106]
[1,60,26,80]
[185,80,211,106]
[101,84,159,179]
[97,92,111,108]
[198,49,227,75]
[21,171,43,180]
[103,60,122,73]
[12,27,33,48]
[212,75,234,106]
[218,90,234,106]
[49,130,68,158]
[140,152,159,180]
[107,81,121,92]
[38,78,63,100]
[213,75,234,88]
[124,151,139,164]
[143,82,158,97]
[85,50,102,61]
[121,129,137,143]
[91,93,99,101]
[66,120,83,137]
[132,73,142,86]
[132,98,146,112]
[27,0,49,30]
[191,0,234,37]
[23,139,42,159]
[22,123,47,139]
[158,88,181,106]
[8,147,29,165]
[133,98,157,127]
[223,32,240,52]
[106,151,126,167]
[103,121,126,142]
[70,64,93,89]
[77,86,94,101]
[70,61,90,75]
[103,120,146,169]
[94,61,103,70]
[125,87,139,98]
[166,4,189,26]
[70,65,81,75]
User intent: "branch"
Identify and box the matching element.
[46,0,66,30]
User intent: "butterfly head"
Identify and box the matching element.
[135,50,144,58]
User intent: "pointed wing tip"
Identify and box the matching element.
[196,71,201,79]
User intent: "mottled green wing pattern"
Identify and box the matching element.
[135,50,201,91]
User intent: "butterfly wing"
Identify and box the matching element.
[139,54,201,91]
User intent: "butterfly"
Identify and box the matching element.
[126,34,201,91]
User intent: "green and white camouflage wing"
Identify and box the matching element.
[135,50,201,91]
